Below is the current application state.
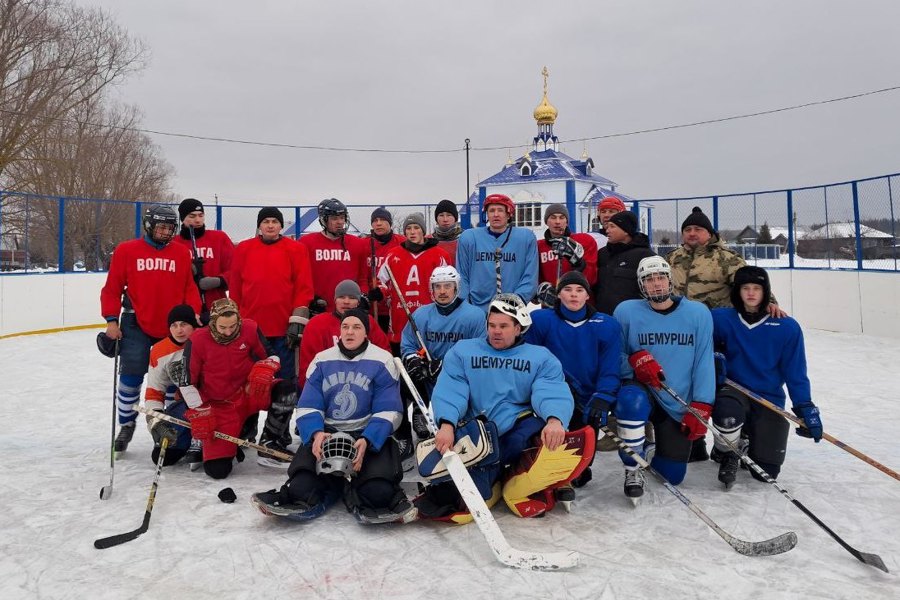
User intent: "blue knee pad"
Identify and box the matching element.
[615,384,652,422]
[651,455,687,485]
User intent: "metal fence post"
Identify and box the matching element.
[712,196,719,231]
[851,181,863,270]
[134,202,143,239]
[294,206,301,239]
[786,190,795,269]
[216,204,223,231]
[58,197,66,273]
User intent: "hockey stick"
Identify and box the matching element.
[188,225,207,314]
[394,358,579,571]
[725,378,900,483]
[369,231,379,321]
[494,247,503,295]
[99,341,120,501]
[598,425,797,556]
[94,437,169,549]
[383,263,431,361]
[660,382,888,573]
[134,404,293,461]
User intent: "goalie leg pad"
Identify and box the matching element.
[415,482,502,525]
[502,426,595,518]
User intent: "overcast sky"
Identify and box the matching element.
[84,0,900,208]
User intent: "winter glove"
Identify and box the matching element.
[535,281,557,308]
[403,354,429,386]
[248,357,281,400]
[186,406,215,441]
[629,350,665,389]
[550,236,585,267]
[680,402,713,441]
[308,296,328,316]
[791,401,823,442]
[426,358,443,382]
[198,276,224,291]
[146,414,179,446]
[286,307,310,350]
[714,352,727,388]
[366,287,384,303]
[584,393,615,429]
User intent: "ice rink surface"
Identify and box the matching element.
[1,328,898,599]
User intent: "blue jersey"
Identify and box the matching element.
[296,342,402,451]
[614,297,715,420]
[432,337,574,436]
[712,308,810,408]
[525,307,622,412]
[457,226,538,310]
[399,299,487,361]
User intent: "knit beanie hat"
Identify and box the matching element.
[403,212,426,233]
[334,279,362,300]
[608,210,639,237]
[434,199,459,221]
[257,207,284,228]
[556,270,590,294]
[340,309,370,335]
[371,207,393,225]
[167,304,196,327]
[178,198,204,222]
[599,196,626,212]
[681,206,715,234]
[543,203,569,223]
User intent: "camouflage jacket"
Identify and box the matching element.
[666,236,746,309]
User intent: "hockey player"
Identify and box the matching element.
[415,294,591,521]
[612,256,716,494]
[456,194,539,311]
[171,198,234,318]
[377,212,450,352]
[524,271,621,488]
[428,199,462,265]
[536,204,598,295]
[181,298,297,476]
[589,195,627,250]
[363,207,404,333]
[143,304,197,467]
[99,204,201,452]
[298,198,372,313]
[298,280,391,388]
[252,310,409,522]
[710,266,822,487]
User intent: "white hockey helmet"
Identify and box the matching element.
[315,432,358,478]
[636,255,673,302]
[429,265,460,302]
[488,293,531,333]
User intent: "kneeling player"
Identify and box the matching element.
[613,256,716,493]
[181,299,297,478]
[252,310,411,523]
[415,294,591,521]
[710,266,822,487]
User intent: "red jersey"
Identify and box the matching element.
[433,238,459,266]
[362,232,405,316]
[377,241,450,343]
[297,312,391,387]
[171,228,235,306]
[537,232,598,288]
[298,232,370,312]
[100,238,201,339]
[186,318,269,404]
[229,236,314,337]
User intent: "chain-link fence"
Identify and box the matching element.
[3,173,899,273]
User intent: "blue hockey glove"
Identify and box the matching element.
[713,352,727,388]
[584,393,614,429]
[791,402,823,442]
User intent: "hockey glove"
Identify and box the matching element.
[186,406,215,441]
[584,393,615,429]
[366,287,384,303]
[681,402,713,441]
[308,296,328,316]
[146,414,179,446]
[426,358,443,382]
[629,350,665,389]
[791,402,823,442]
[403,354,429,386]
[248,357,281,400]
[191,256,206,278]
[198,276,224,291]
[550,236,585,267]
[286,307,310,350]
[357,295,371,312]
[713,352,727,388]
[535,281,557,308]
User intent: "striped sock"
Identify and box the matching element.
[617,418,646,468]
[117,374,143,425]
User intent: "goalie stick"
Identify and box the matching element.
[99,341,119,501]
[94,438,169,549]
[725,378,900,483]
[598,425,797,556]
[394,357,579,571]
[661,382,888,573]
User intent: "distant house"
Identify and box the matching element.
[1,235,28,270]
[797,222,894,259]
[735,225,794,251]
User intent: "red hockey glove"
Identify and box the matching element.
[680,402,713,441]
[186,406,215,441]
[629,350,665,389]
[248,357,280,401]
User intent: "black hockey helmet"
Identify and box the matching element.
[317,198,349,231]
[142,205,178,240]
[96,332,118,358]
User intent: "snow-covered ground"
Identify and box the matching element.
[1,329,897,599]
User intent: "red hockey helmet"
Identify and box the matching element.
[482,194,515,217]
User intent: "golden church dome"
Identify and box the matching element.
[533,66,557,124]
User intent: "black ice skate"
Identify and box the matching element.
[624,468,645,505]
[113,421,136,453]
[718,451,741,490]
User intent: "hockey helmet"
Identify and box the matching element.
[636,256,673,303]
[316,431,358,478]
[142,205,178,242]
[488,293,531,333]
[429,265,460,302]
[96,332,118,358]
[317,198,349,232]
[482,194,515,219]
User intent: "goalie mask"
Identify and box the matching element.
[637,256,673,303]
[316,432,358,478]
